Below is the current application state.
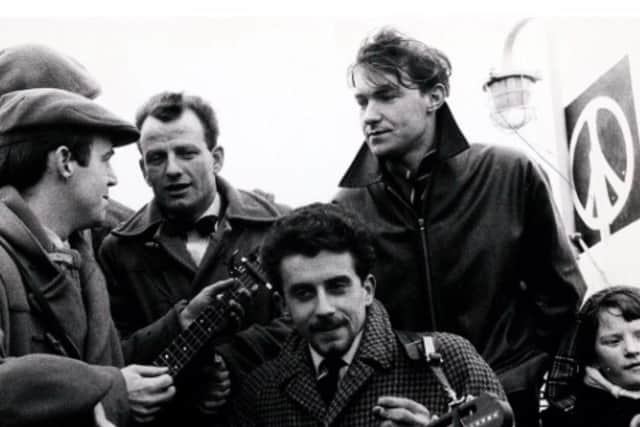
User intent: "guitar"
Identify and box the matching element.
[426,393,513,427]
[152,252,271,377]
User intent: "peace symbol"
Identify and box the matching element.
[568,96,635,239]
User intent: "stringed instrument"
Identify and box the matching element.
[398,333,514,427]
[152,252,271,377]
[426,392,513,427]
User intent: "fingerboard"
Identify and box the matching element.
[152,254,270,377]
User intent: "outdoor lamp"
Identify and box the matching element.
[483,71,539,130]
[483,18,539,130]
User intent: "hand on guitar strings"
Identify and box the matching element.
[179,278,238,330]
[373,396,435,427]
[120,364,176,423]
[197,352,232,415]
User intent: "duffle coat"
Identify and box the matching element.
[0,186,128,427]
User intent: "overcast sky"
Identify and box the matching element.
[2,2,639,210]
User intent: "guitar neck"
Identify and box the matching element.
[425,393,513,427]
[152,261,263,377]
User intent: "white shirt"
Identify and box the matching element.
[42,226,70,251]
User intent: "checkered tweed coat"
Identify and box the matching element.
[231,301,505,426]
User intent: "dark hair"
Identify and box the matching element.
[576,286,640,365]
[135,92,219,149]
[349,28,452,95]
[0,128,93,191]
[260,203,376,293]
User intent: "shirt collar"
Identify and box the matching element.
[42,226,70,250]
[198,190,222,221]
[309,329,364,377]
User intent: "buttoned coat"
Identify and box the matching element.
[0,186,128,427]
[99,176,291,425]
[231,301,506,427]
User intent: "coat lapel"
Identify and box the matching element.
[153,227,197,275]
[191,219,231,287]
[283,364,328,421]
[275,337,328,422]
[326,356,376,423]
[326,304,395,423]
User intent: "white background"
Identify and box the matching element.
[2,2,640,212]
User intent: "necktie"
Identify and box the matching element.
[193,215,218,236]
[164,215,218,237]
[317,357,345,405]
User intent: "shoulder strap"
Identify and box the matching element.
[396,330,465,409]
[0,236,80,359]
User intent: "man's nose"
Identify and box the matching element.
[362,102,382,126]
[315,289,336,316]
[165,153,182,176]
[107,163,118,187]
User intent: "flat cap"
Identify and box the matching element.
[0,88,139,146]
[0,44,100,98]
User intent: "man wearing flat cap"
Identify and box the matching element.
[0,88,176,426]
[0,43,135,254]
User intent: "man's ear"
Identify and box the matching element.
[424,83,446,114]
[138,158,152,187]
[363,274,376,305]
[53,145,74,181]
[211,145,224,174]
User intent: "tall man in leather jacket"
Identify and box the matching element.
[334,28,586,427]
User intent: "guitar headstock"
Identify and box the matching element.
[227,250,273,293]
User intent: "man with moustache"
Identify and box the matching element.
[100,92,290,425]
[232,203,507,426]
[0,88,175,426]
[334,28,586,427]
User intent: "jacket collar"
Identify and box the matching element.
[113,175,282,238]
[0,185,92,273]
[339,102,470,188]
[0,186,57,256]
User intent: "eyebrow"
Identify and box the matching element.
[354,83,399,98]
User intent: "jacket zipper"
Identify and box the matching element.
[384,185,438,330]
[417,217,438,330]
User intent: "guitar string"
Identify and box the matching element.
[154,264,260,372]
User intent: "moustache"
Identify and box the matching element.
[309,316,347,333]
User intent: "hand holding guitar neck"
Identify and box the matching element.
[179,278,240,330]
[153,252,271,378]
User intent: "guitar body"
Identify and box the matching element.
[427,393,513,427]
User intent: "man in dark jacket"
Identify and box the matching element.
[232,203,508,426]
[334,28,586,427]
[100,91,291,426]
[0,88,175,426]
